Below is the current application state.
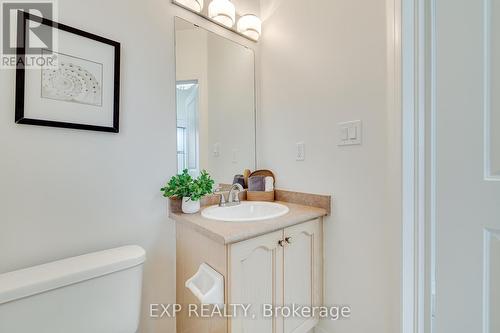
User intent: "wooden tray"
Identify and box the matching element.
[247,190,275,202]
[247,169,275,202]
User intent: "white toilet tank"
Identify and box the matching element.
[0,245,146,333]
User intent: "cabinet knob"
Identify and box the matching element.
[278,240,285,247]
[285,237,292,244]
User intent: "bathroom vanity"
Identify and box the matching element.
[170,192,330,333]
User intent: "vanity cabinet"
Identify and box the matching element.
[174,206,328,333]
[228,219,323,333]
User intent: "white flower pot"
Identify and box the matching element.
[182,197,201,214]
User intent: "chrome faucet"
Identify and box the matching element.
[218,183,244,207]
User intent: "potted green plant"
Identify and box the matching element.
[161,169,215,214]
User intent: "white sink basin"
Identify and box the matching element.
[201,201,290,222]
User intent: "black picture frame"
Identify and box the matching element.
[15,11,121,133]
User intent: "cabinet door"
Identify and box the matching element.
[283,219,323,333]
[229,230,284,333]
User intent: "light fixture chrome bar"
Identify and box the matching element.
[172,0,258,42]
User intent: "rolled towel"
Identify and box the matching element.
[265,177,274,192]
[248,176,266,192]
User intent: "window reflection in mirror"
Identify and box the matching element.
[176,81,200,176]
[175,17,256,186]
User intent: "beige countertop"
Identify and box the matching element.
[170,201,328,245]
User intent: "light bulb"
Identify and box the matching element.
[208,0,236,28]
[176,0,204,12]
[237,14,262,40]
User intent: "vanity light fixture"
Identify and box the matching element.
[172,0,260,42]
[237,14,262,41]
[176,0,204,12]
[208,0,236,28]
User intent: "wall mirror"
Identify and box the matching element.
[175,17,256,186]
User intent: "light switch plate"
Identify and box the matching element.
[213,143,221,157]
[338,120,362,146]
[296,142,305,161]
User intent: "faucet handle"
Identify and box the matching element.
[217,192,226,207]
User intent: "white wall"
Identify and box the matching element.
[0,1,178,332]
[258,0,401,332]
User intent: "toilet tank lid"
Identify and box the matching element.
[0,245,146,305]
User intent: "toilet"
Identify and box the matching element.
[0,245,146,333]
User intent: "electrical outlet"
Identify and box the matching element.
[296,142,305,161]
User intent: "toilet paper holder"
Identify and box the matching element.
[185,263,224,305]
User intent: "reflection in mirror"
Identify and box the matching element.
[176,81,200,174]
[175,17,256,186]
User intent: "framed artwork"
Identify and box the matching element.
[15,12,121,133]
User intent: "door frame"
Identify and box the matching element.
[484,0,500,181]
[401,0,435,332]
